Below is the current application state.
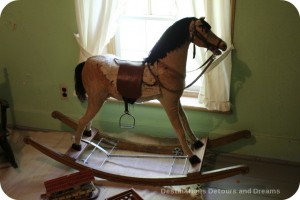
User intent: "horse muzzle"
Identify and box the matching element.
[219,41,227,51]
[211,40,227,55]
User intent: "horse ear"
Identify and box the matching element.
[197,17,205,26]
[198,17,211,30]
[195,19,202,26]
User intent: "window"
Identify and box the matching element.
[112,0,205,95]
[75,0,233,111]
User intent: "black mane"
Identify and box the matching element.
[144,17,196,64]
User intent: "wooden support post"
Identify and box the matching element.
[52,111,77,130]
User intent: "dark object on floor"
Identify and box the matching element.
[0,99,18,168]
[106,188,143,200]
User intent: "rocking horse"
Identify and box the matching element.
[72,17,227,166]
[24,17,251,186]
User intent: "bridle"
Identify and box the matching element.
[183,18,223,89]
[190,17,222,59]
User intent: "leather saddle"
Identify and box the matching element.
[115,59,145,104]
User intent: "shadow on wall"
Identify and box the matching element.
[0,68,16,126]
[227,51,252,124]
[198,51,252,135]
[210,51,256,152]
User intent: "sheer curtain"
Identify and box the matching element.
[175,0,233,112]
[198,0,234,112]
[74,0,127,62]
[74,0,234,111]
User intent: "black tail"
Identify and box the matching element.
[75,62,86,103]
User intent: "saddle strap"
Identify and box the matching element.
[116,59,145,103]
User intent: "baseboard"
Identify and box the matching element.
[7,124,59,132]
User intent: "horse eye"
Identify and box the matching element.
[197,26,208,33]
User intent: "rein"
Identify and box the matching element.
[147,54,216,93]
[184,54,215,89]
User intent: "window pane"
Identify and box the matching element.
[145,20,174,51]
[119,19,147,52]
[150,0,176,16]
[123,0,148,15]
[118,18,174,60]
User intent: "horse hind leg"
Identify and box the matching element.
[178,102,204,149]
[72,95,105,151]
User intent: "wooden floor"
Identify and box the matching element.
[201,152,300,199]
[0,129,299,200]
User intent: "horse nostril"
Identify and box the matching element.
[221,42,227,51]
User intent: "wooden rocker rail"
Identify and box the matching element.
[24,136,249,186]
[51,111,251,154]
[22,111,251,186]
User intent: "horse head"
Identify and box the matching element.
[190,17,227,55]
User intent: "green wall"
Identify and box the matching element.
[0,0,299,162]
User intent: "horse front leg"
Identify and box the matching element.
[178,101,204,149]
[159,99,201,166]
[82,120,93,137]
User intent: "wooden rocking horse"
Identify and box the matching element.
[24,17,251,186]
[72,17,227,166]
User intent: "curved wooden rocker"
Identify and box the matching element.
[24,111,251,186]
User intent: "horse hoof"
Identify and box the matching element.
[83,130,92,137]
[72,143,82,151]
[189,155,201,166]
[192,140,204,150]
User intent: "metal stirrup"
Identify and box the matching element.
[119,101,135,129]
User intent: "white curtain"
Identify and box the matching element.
[74,0,127,62]
[198,0,233,112]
